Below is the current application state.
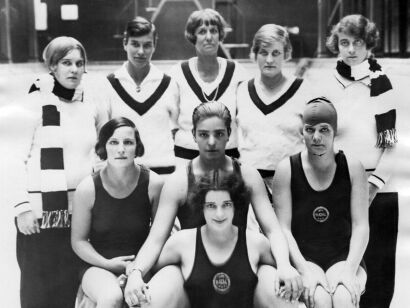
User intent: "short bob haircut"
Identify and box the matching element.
[42,36,87,71]
[123,16,158,46]
[326,14,379,54]
[251,24,292,60]
[192,101,232,137]
[95,117,145,160]
[189,172,250,220]
[185,8,227,45]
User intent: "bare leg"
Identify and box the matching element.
[254,265,299,308]
[143,265,190,308]
[81,267,124,308]
[326,261,367,308]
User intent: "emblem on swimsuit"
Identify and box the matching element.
[313,206,329,222]
[212,272,231,294]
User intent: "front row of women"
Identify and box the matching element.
[71,99,369,308]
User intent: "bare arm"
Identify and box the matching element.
[147,171,164,219]
[345,158,369,272]
[241,164,302,300]
[126,169,186,276]
[272,159,310,274]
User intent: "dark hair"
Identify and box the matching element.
[42,36,87,71]
[95,117,144,160]
[123,16,158,46]
[326,14,379,54]
[190,172,250,214]
[192,101,232,136]
[185,8,227,45]
[251,24,292,60]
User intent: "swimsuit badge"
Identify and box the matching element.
[312,206,330,223]
[213,272,231,294]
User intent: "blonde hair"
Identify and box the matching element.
[251,24,292,60]
[42,36,87,70]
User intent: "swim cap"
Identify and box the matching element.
[303,97,337,132]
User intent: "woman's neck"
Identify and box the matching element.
[127,62,150,86]
[196,56,219,82]
[197,155,229,173]
[260,72,285,91]
[203,225,237,247]
[105,162,139,187]
[305,150,335,172]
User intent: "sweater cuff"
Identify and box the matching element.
[368,174,385,190]
[14,201,32,217]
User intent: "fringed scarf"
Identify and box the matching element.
[30,75,84,228]
[336,58,397,148]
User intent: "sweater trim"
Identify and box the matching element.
[181,60,235,102]
[107,73,171,116]
[14,201,29,208]
[248,78,303,115]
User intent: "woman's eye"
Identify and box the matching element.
[272,50,281,56]
[108,140,118,145]
[223,201,233,208]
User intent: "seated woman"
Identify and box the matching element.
[273,97,369,308]
[71,117,163,308]
[155,173,276,308]
[124,101,302,308]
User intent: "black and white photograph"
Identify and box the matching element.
[1,1,409,307]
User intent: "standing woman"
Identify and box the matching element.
[106,17,178,176]
[273,98,369,308]
[71,117,163,307]
[237,24,315,198]
[325,14,399,308]
[155,174,275,308]
[169,8,248,166]
[6,37,109,308]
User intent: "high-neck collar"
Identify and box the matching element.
[52,77,83,101]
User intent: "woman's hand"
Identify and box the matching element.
[17,210,40,235]
[276,264,303,303]
[330,269,361,308]
[124,270,151,307]
[105,255,135,274]
[301,268,330,308]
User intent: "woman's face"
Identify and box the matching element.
[338,32,368,66]
[105,126,137,167]
[203,190,234,228]
[194,23,220,57]
[303,123,335,156]
[51,48,85,89]
[194,116,229,161]
[124,32,155,70]
[256,40,285,78]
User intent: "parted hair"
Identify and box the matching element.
[95,117,144,160]
[192,101,232,136]
[190,172,250,213]
[326,14,379,54]
[42,36,87,70]
[251,24,292,60]
[185,8,228,45]
[123,16,158,45]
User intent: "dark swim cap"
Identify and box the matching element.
[303,97,337,132]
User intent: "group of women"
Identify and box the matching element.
[5,7,398,308]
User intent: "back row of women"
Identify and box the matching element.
[5,7,398,308]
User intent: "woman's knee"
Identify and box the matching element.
[96,288,123,308]
[147,265,189,308]
[332,285,355,308]
[313,286,332,308]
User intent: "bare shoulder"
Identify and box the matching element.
[166,228,196,249]
[148,169,164,189]
[246,230,270,252]
[74,175,95,209]
[162,166,188,196]
[344,153,366,180]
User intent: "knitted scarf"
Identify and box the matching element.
[30,75,84,228]
[336,58,397,148]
